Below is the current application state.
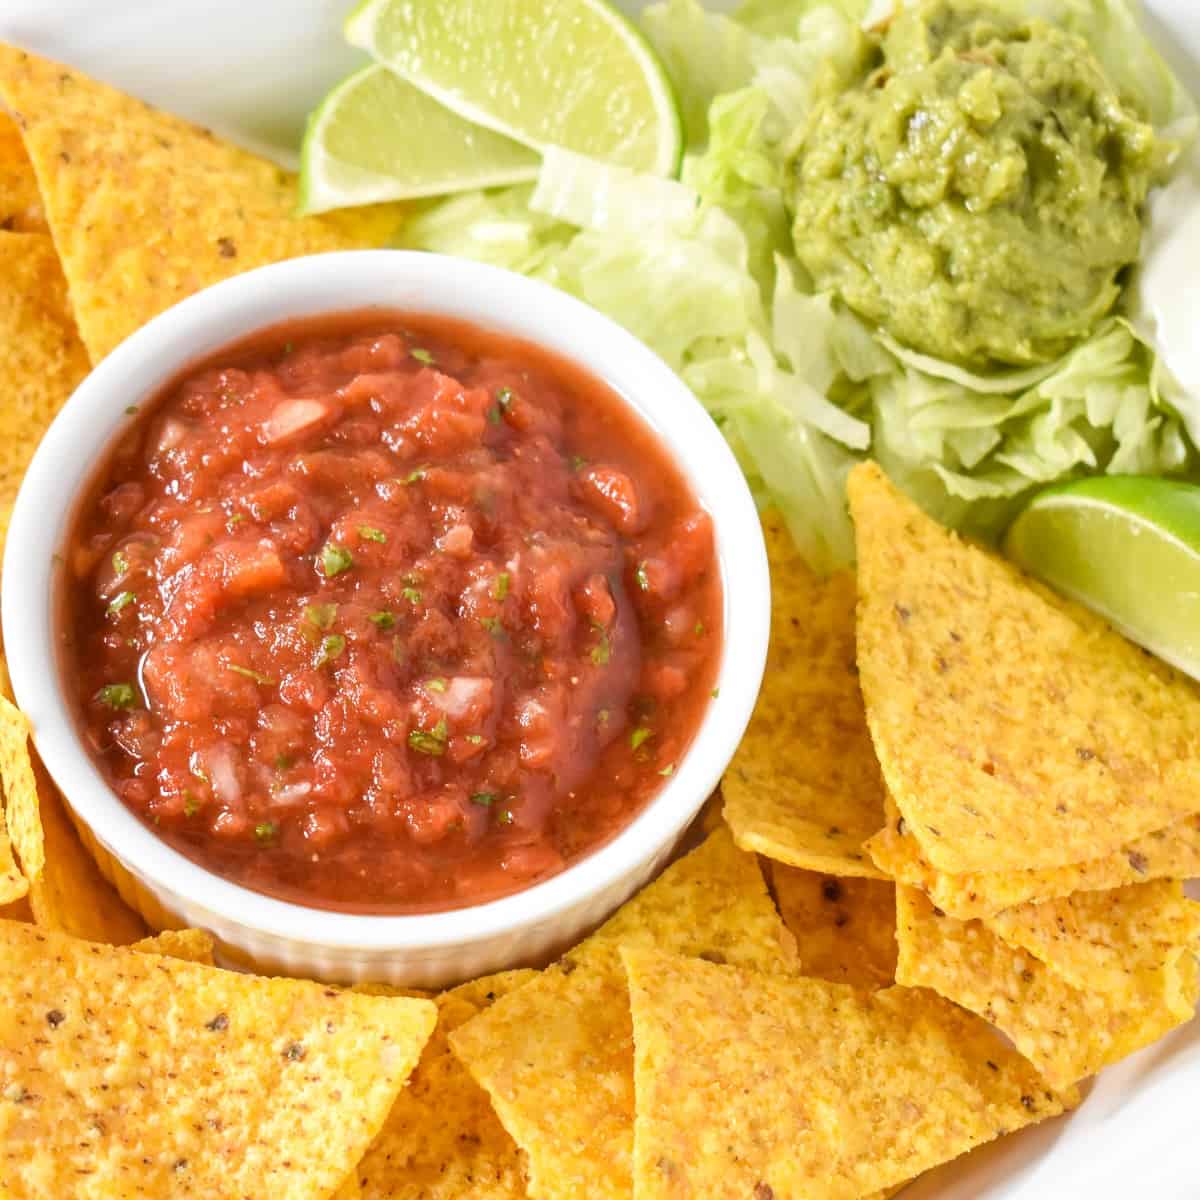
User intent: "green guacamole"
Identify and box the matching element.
[789,0,1166,368]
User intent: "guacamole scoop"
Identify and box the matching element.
[789,0,1165,368]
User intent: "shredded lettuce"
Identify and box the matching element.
[402,0,1199,570]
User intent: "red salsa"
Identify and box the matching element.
[63,313,722,913]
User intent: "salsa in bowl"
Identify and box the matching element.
[67,312,722,915]
[4,251,768,985]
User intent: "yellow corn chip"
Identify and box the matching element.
[357,970,536,1200]
[334,1176,363,1200]
[0,919,437,1198]
[869,792,1200,919]
[0,44,407,363]
[0,112,47,233]
[130,927,216,965]
[895,886,1199,1088]
[984,880,1200,993]
[0,229,90,559]
[449,829,799,1200]
[770,863,897,990]
[848,462,1200,874]
[0,696,32,903]
[723,513,886,878]
[0,696,147,942]
[623,947,1075,1200]
[697,788,726,836]
[0,894,32,923]
[0,804,25,905]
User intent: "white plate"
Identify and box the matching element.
[0,2,1197,1197]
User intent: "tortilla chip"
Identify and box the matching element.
[0,45,407,363]
[0,697,146,942]
[895,886,1199,1088]
[449,829,799,1200]
[334,1176,363,1200]
[0,696,32,903]
[0,230,90,559]
[697,788,726,836]
[0,804,25,905]
[357,970,536,1200]
[623,947,1075,1200]
[848,462,1200,874]
[770,863,897,990]
[984,880,1200,993]
[130,927,216,965]
[869,792,1200,919]
[0,919,436,1197]
[0,894,32,923]
[723,512,886,878]
[0,112,46,233]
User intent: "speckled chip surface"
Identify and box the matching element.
[0,919,436,1199]
[849,461,1200,873]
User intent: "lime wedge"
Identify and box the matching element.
[299,64,540,214]
[344,0,683,177]
[1004,476,1200,679]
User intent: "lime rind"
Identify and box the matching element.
[345,0,684,178]
[1017,475,1200,550]
[299,64,540,214]
[1004,476,1200,681]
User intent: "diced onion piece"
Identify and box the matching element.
[204,743,242,807]
[262,398,331,445]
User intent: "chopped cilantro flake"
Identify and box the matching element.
[403,467,428,485]
[481,616,503,635]
[590,626,611,666]
[570,455,587,472]
[631,726,653,751]
[97,683,137,709]
[316,634,346,667]
[303,602,338,631]
[107,590,136,616]
[425,677,447,693]
[496,387,515,411]
[493,572,510,601]
[226,513,246,530]
[497,808,515,825]
[635,563,650,592]
[402,586,422,605]
[408,720,448,756]
[254,821,277,843]
[659,764,675,777]
[369,610,396,629]
[228,664,275,686]
[694,621,705,636]
[487,405,501,425]
[358,526,387,543]
[321,543,353,577]
[410,348,435,365]
[111,550,129,576]
[466,734,484,745]
[124,404,139,416]
[471,791,497,807]
[274,754,294,771]
[183,792,200,817]
[711,687,721,699]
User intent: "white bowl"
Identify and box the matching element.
[2,250,769,987]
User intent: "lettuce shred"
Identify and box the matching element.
[402,0,1198,571]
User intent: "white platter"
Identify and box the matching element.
[0,2,1196,1197]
